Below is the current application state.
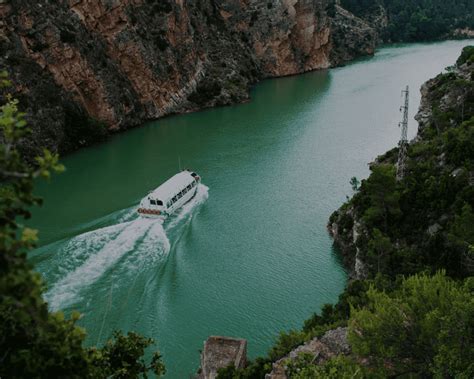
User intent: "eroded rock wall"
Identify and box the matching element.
[1,0,376,158]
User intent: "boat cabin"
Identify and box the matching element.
[138,170,200,217]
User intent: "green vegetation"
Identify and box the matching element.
[457,46,474,66]
[344,49,474,280]
[350,176,360,192]
[0,72,165,378]
[216,359,272,379]
[350,272,474,378]
[217,46,474,379]
[286,355,366,379]
[340,0,474,42]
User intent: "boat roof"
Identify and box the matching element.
[148,171,195,201]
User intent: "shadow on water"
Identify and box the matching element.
[331,244,348,274]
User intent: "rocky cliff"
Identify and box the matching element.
[328,48,474,280]
[1,0,376,159]
[265,327,350,379]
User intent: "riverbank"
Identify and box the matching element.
[2,1,379,162]
[27,41,472,377]
[217,43,474,379]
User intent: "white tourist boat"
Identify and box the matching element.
[137,170,201,218]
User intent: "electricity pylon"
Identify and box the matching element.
[396,86,409,181]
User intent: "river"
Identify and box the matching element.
[29,40,472,377]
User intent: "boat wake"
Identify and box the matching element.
[43,184,209,311]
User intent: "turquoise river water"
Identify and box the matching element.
[29,40,472,377]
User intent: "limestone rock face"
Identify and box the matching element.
[1,0,376,158]
[265,327,350,379]
[329,4,377,65]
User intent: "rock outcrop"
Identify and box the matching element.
[266,327,350,379]
[1,0,377,159]
[329,4,377,63]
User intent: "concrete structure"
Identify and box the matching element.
[198,336,247,379]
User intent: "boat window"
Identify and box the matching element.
[177,192,182,199]
[157,200,163,206]
[187,184,192,190]
[191,172,197,177]
[150,199,156,205]
[166,201,171,208]
[172,196,177,202]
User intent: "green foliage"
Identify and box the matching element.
[285,354,367,379]
[350,176,360,192]
[303,280,371,335]
[349,272,474,378]
[340,0,474,42]
[360,164,400,232]
[0,81,165,378]
[217,365,240,379]
[268,330,307,362]
[448,203,474,271]
[450,203,474,245]
[457,45,474,66]
[0,70,12,87]
[444,117,474,167]
[89,331,166,378]
[365,228,392,274]
[216,358,272,379]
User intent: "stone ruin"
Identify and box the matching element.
[197,336,247,379]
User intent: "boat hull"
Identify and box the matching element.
[137,208,166,219]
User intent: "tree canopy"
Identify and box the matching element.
[340,0,474,42]
[349,272,474,378]
[0,72,165,378]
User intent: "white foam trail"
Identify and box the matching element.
[60,222,132,268]
[117,206,140,223]
[44,183,208,311]
[166,184,209,230]
[46,218,168,310]
[119,220,171,271]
